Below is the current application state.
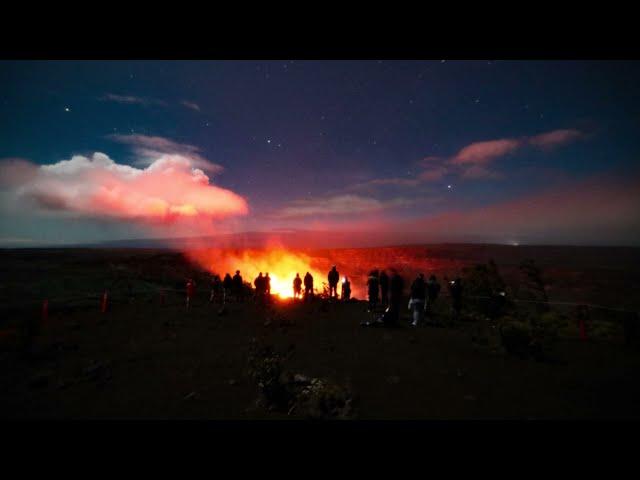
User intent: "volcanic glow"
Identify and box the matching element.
[185,248,326,298]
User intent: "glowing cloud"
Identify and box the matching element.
[450,138,522,166]
[0,152,249,227]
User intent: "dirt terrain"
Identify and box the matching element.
[2,293,640,419]
[1,245,639,419]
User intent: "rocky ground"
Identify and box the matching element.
[2,292,640,420]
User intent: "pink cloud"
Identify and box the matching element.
[0,153,249,230]
[275,194,415,219]
[528,128,585,150]
[406,175,640,243]
[418,166,448,182]
[108,134,224,174]
[418,156,445,167]
[459,165,503,180]
[101,93,167,107]
[450,138,522,166]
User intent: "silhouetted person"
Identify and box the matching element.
[409,273,426,326]
[186,278,196,310]
[446,276,463,322]
[425,274,441,320]
[367,270,379,312]
[489,290,507,320]
[328,265,339,299]
[303,271,314,300]
[223,273,233,304]
[254,272,265,302]
[341,276,351,301]
[210,274,222,303]
[264,272,271,299]
[385,271,404,326]
[232,270,244,302]
[293,273,302,299]
[379,270,389,307]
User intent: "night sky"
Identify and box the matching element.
[1,60,639,246]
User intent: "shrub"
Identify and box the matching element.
[499,319,532,358]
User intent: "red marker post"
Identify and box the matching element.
[577,305,588,341]
[186,279,195,310]
[579,319,588,341]
[101,291,108,313]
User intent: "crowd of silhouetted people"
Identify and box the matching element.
[188,264,466,328]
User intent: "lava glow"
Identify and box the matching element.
[185,248,326,298]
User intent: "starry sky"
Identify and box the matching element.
[1,60,639,246]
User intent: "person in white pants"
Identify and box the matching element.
[409,273,426,326]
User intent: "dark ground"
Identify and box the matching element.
[1,245,640,419]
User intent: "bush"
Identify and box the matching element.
[246,338,292,411]
[499,319,532,358]
[246,338,356,418]
[295,378,355,420]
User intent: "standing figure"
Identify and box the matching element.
[222,273,233,304]
[409,273,426,326]
[186,278,196,310]
[367,270,379,312]
[425,274,441,320]
[254,272,265,303]
[386,270,404,326]
[446,276,463,322]
[210,274,222,303]
[232,270,244,303]
[328,266,340,299]
[303,272,314,301]
[293,273,303,299]
[379,270,389,307]
[264,273,271,300]
[341,277,351,301]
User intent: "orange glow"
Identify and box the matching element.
[185,248,326,299]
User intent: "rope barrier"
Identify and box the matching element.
[461,294,638,315]
[5,285,639,319]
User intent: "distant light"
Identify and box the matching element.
[512,241,519,246]
[64,107,70,112]
[267,139,271,144]
[447,184,452,189]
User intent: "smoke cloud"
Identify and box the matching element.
[0,152,249,232]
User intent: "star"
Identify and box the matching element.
[64,107,70,112]
[267,139,271,144]
[447,185,452,190]
[474,98,480,104]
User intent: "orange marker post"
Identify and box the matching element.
[101,291,108,313]
[579,319,587,341]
